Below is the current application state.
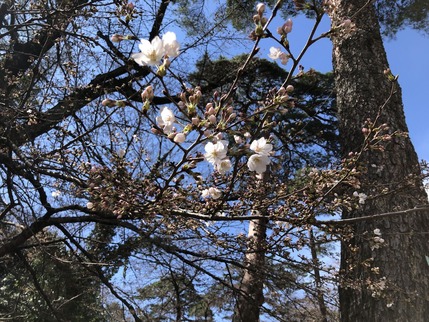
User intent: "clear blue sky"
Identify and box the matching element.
[257,14,429,161]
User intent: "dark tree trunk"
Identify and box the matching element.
[233,218,267,322]
[329,1,429,321]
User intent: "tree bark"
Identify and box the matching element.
[233,217,267,322]
[329,1,429,321]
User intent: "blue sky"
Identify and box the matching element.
[385,29,429,161]
[261,14,429,161]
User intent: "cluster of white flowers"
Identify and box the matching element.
[371,228,385,250]
[204,140,232,174]
[353,191,368,204]
[201,187,222,199]
[247,137,273,174]
[132,31,180,66]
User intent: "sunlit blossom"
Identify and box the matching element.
[201,187,222,199]
[132,36,164,66]
[250,137,273,156]
[215,158,232,174]
[204,141,228,165]
[156,107,176,134]
[247,154,271,174]
[162,32,180,57]
[268,47,289,65]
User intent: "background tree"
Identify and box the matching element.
[327,0,429,320]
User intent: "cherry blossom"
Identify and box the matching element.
[250,137,273,156]
[156,107,176,134]
[204,141,228,165]
[215,158,232,174]
[162,32,180,58]
[247,154,271,174]
[201,187,222,199]
[268,47,289,65]
[132,36,165,66]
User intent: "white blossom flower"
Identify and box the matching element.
[268,47,283,60]
[215,158,232,174]
[87,202,94,209]
[204,141,228,165]
[250,137,273,156]
[268,47,289,65]
[132,36,165,66]
[247,154,271,174]
[374,228,381,236]
[156,107,176,134]
[162,32,180,58]
[51,190,61,198]
[201,187,222,199]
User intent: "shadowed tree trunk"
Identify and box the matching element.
[329,1,429,321]
[233,216,267,322]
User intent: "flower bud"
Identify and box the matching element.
[174,132,186,143]
[286,85,294,93]
[102,99,116,107]
[227,113,236,122]
[192,117,200,125]
[253,14,260,24]
[110,34,124,42]
[208,115,217,124]
[256,3,266,15]
[141,85,154,102]
[207,107,216,115]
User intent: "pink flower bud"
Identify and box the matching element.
[102,99,116,107]
[207,107,216,115]
[279,19,293,35]
[141,85,154,102]
[110,34,124,42]
[208,115,217,124]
